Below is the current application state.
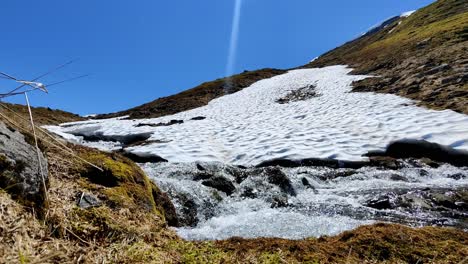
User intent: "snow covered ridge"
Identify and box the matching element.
[45,66,468,166]
[400,10,416,18]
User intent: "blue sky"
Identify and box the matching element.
[1,0,434,115]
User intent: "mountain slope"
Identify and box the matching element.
[306,0,468,114]
[97,0,467,120]
[97,69,285,119]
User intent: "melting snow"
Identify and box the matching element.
[45,66,468,166]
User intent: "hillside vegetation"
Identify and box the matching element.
[307,0,468,114]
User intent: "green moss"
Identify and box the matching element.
[167,240,229,264]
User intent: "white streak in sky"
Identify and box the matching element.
[226,0,243,78]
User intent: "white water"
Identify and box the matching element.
[46,66,468,166]
[142,161,468,240]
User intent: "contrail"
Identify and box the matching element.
[225,0,243,91]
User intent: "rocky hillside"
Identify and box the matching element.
[306,0,468,114]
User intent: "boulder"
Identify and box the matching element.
[0,121,48,214]
[202,176,236,195]
[263,167,296,196]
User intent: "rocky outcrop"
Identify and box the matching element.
[366,139,468,167]
[0,121,48,213]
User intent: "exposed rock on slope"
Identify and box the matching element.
[306,0,468,114]
[0,121,48,213]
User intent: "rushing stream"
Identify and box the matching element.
[141,160,468,241]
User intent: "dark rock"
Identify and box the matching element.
[318,170,356,181]
[135,120,184,127]
[369,156,401,170]
[366,193,397,210]
[193,172,213,181]
[263,167,296,196]
[241,187,257,199]
[0,122,48,215]
[257,158,368,169]
[367,198,393,210]
[76,192,102,209]
[191,116,206,121]
[368,139,468,167]
[202,176,236,195]
[70,131,152,146]
[118,150,168,163]
[419,169,429,177]
[301,177,311,187]
[269,195,289,208]
[151,184,179,227]
[176,193,198,227]
[448,173,465,180]
[419,158,440,168]
[389,174,408,182]
[196,163,206,171]
[225,166,248,184]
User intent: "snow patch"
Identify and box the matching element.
[46,66,468,166]
[401,10,416,18]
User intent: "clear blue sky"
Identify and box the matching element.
[1,0,434,115]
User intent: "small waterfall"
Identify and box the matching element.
[142,160,468,241]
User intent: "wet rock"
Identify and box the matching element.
[202,176,236,195]
[448,173,465,180]
[240,187,258,199]
[176,194,198,227]
[269,194,289,208]
[263,167,296,196]
[389,174,408,182]
[0,122,48,215]
[149,183,180,227]
[419,158,440,168]
[257,158,368,169]
[369,156,401,169]
[225,166,248,184]
[76,192,102,209]
[193,172,213,181]
[196,163,206,171]
[419,169,429,177]
[318,170,355,181]
[301,177,311,187]
[366,194,397,210]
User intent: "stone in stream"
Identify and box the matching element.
[263,167,296,196]
[202,176,236,195]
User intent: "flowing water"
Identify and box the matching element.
[141,160,468,241]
